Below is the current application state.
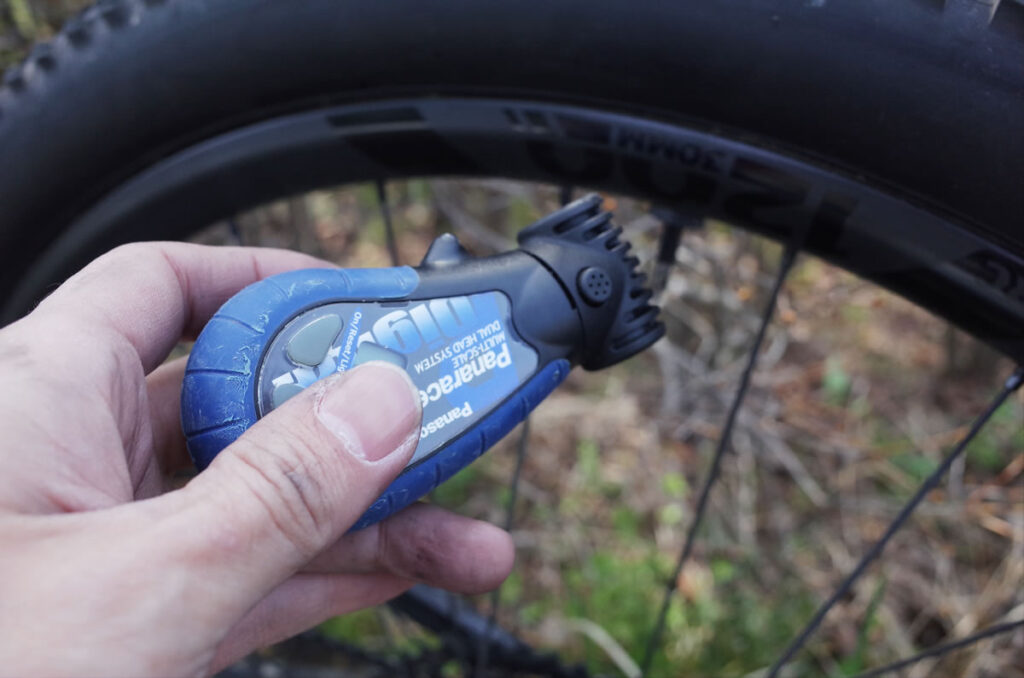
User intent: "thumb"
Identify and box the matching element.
[168,362,422,612]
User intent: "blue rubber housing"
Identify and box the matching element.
[350,358,569,530]
[181,266,420,469]
[181,265,570,530]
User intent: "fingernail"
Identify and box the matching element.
[315,362,422,462]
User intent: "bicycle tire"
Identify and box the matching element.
[1,0,1023,357]
[2,2,1023,676]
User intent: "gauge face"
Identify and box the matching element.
[256,291,539,467]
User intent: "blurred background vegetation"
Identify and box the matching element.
[210,181,1022,678]
[1,0,71,70]
[3,2,1021,677]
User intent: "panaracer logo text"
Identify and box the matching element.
[417,344,512,406]
[421,401,474,439]
[362,296,477,354]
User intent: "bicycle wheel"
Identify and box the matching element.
[1,1,1021,676]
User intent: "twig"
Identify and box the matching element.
[563,618,642,678]
[431,181,514,252]
[758,432,828,507]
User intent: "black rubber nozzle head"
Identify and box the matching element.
[516,194,665,370]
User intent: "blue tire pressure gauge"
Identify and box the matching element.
[181,194,664,530]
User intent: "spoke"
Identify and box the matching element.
[848,619,1024,678]
[376,179,400,266]
[559,185,574,206]
[503,418,531,533]
[475,418,532,676]
[227,217,243,246]
[650,208,698,295]
[766,366,1024,677]
[640,244,800,674]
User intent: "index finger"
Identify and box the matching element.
[34,242,332,373]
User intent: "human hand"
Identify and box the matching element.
[0,243,514,677]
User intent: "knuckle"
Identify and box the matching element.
[376,514,444,582]
[93,243,180,285]
[231,431,336,558]
[106,241,150,260]
[54,243,164,305]
[94,243,160,275]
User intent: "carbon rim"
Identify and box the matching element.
[4,97,1023,366]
